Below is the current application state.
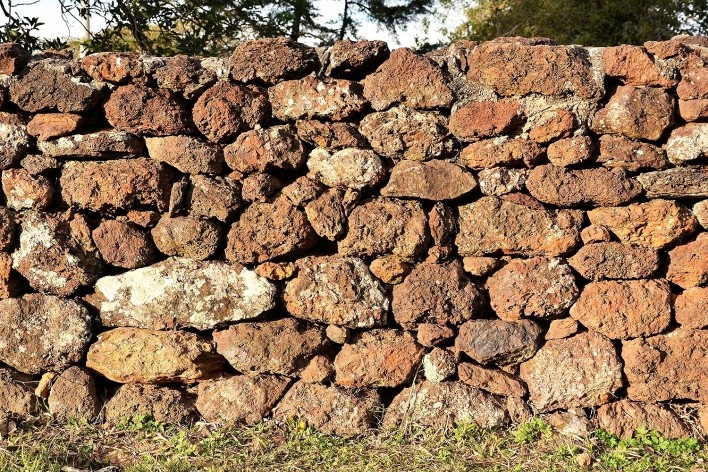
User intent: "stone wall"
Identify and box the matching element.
[0,36,706,439]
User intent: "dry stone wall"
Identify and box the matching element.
[0,36,707,439]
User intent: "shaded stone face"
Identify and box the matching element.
[456,319,544,365]
[229,37,319,85]
[269,77,369,122]
[104,85,191,136]
[105,384,197,425]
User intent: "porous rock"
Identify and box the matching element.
[568,242,660,280]
[229,37,318,85]
[145,135,223,175]
[456,319,543,365]
[597,135,668,171]
[48,367,99,421]
[674,286,708,329]
[666,232,708,289]
[151,215,221,261]
[591,86,674,141]
[460,138,544,169]
[597,400,690,439]
[92,220,155,269]
[105,384,197,424]
[104,85,191,136]
[458,363,527,397]
[307,148,386,190]
[381,160,477,201]
[187,175,242,222]
[225,125,305,173]
[2,168,53,210]
[269,76,368,122]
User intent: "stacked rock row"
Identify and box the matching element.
[0,35,706,439]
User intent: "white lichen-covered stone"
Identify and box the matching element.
[37,129,143,158]
[307,147,386,190]
[478,167,528,196]
[665,123,708,164]
[423,347,457,383]
[90,257,277,330]
[0,112,30,169]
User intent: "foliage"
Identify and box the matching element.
[0,0,68,51]
[441,0,708,46]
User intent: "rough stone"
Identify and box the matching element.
[674,286,708,329]
[192,82,270,143]
[545,318,580,340]
[381,160,477,201]
[240,172,281,202]
[416,323,454,347]
[460,138,544,169]
[678,98,708,121]
[229,37,318,85]
[0,294,92,374]
[570,279,672,339]
[145,135,223,175]
[90,257,276,330]
[196,374,290,425]
[225,196,317,264]
[86,327,224,384]
[467,42,602,100]
[458,363,527,397]
[487,257,579,321]
[359,106,452,160]
[281,176,324,207]
[0,43,28,75]
[105,384,196,424]
[392,260,484,329]
[587,200,697,249]
[591,86,674,141]
[225,125,305,173]
[428,203,455,246]
[2,168,53,210]
[0,112,30,169]
[0,368,40,418]
[300,355,334,383]
[369,256,410,284]
[519,332,623,412]
[363,48,453,110]
[295,120,366,150]
[625,328,708,402]
[151,215,221,260]
[60,158,174,213]
[254,261,296,281]
[546,136,594,167]
[580,225,612,244]
[449,100,524,141]
[307,148,386,190]
[665,123,708,165]
[456,319,543,365]
[9,61,105,112]
[638,166,708,199]
[568,242,660,280]
[666,233,708,289]
[677,66,708,99]
[273,381,380,436]
[12,212,102,296]
[48,367,99,421]
[269,76,368,122]
[284,255,389,328]
[37,129,144,159]
[104,85,191,136]
[423,348,457,383]
[154,55,216,99]
[603,45,676,87]
[186,175,242,222]
[597,401,690,439]
[545,409,592,437]
[525,165,642,207]
[305,188,346,240]
[597,135,668,171]
[383,381,509,430]
[456,196,583,257]
[27,113,83,141]
[92,220,155,269]
[325,39,389,79]
[528,108,576,143]
[339,198,429,260]
[477,167,526,196]
[80,52,144,83]
[462,256,501,277]
[213,318,328,376]
[325,325,350,344]
[0,208,16,252]
[0,253,20,299]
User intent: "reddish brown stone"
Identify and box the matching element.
[104,85,191,136]
[281,176,324,207]
[26,113,83,141]
[92,220,155,269]
[300,355,334,383]
[154,55,216,99]
[568,242,659,280]
[334,329,424,388]
[269,77,368,122]
[225,196,317,264]
[0,112,30,169]
[254,261,296,281]
[192,82,270,143]
[456,318,543,365]
[0,43,28,75]
[0,294,92,374]
[664,123,708,165]
[363,48,453,110]
[449,100,524,141]
[603,45,676,87]
[284,255,389,328]
[597,400,690,439]
[229,37,318,85]
[674,286,708,329]
[591,86,674,141]
[416,323,454,347]
[622,328,708,401]
[487,257,579,321]
[368,256,410,284]
[196,374,290,425]
[0,367,39,418]
[460,138,544,169]
[467,42,602,100]
[307,148,385,190]
[151,215,221,261]
[80,52,144,83]
[638,166,708,199]
[597,135,668,171]
[325,40,389,79]
[458,363,527,397]
[86,327,224,384]
[1,168,53,210]
[213,318,328,376]
[588,200,697,249]
[105,384,196,424]
[0,253,20,299]
[339,198,429,260]
[225,125,305,174]
[187,175,242,222]
[145,135,223,175]
[666,232,708,289]
[456,196,583,257]
[305,188,346,240]
[392,260,484,329]
[273,381,381,436]
[37,129,144,159]
[528,109,576,143]
[545,318,580,340]
[461,256,500,277]
[677,66,708,99]
[520,332,623,412]
[546,136,594,167]
[678,98,708,121]
[580,224,611,244]
[60,158,175,213]
[240,172,281,202]
[381,160,477,201]
[570,280,672,339]
[295,120,366,150]
[48,366,99,421]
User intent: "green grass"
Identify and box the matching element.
[0,416,705,471]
